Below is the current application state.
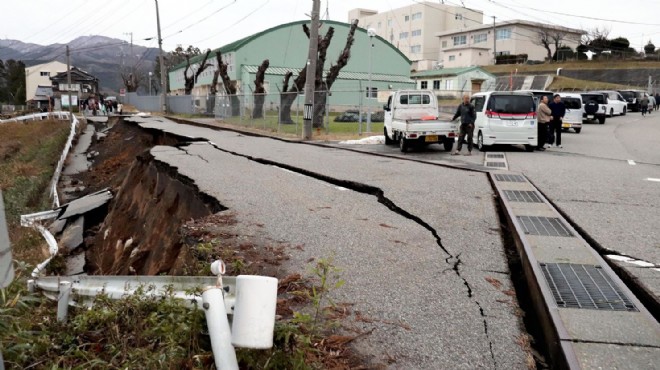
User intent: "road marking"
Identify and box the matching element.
[627,160,636,165]
[646,178,660,182]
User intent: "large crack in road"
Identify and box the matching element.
[180,140,501,368]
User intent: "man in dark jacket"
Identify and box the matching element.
[451,94,477,155]
[548,94,566,148]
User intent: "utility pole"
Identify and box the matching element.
[155,0,167,113]
[492,16,497,65]
[302,0,320,140]
[66,45,73,123]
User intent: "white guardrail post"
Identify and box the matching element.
[27,260,277,369]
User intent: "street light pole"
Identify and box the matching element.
[149,72,152,95]
[367,28,375,133]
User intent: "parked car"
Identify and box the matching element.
[558,93,583,133]
[594,90,627,116]
[618,90,646,112]
[580,92,608,124]
[334,110,363,122]
[470,91,537,151]
[383,90,457,152]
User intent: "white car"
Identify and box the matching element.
[595,90,627,116]
[470,91,537,151]
[558,93,583,133]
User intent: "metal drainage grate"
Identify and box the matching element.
[517,216,574,237]
[504,190,543,203]
[494,174,526,182]
[540,263,638,311]
[486,154,505,158]
[486,162,506,168]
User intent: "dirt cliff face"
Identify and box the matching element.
[85,152,224,275]
[64,119,224,275]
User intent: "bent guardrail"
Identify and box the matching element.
[28,260,278,370]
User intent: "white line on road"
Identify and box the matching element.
[646,178,660,182]
[627,160,636,165]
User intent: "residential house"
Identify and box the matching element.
[24,61,67,101]
[50,67,99,109]
[348,2,483,71]
[436,20,584,68]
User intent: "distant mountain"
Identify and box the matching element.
[0,36,160,93]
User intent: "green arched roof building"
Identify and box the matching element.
[168,20,415,105]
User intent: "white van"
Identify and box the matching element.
[470,91,537,151]
[558,93,583,133]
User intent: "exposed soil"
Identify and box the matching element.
[64,117,368,368]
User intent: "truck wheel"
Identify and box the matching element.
[443,138,453,152]
[384,127,393,145]
[399,137,409,153]
[575,128,581,134]
[477,132,488,152]
[598,116,606,124]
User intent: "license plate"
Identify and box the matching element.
[425,135,438,142]
[506,122,518,126]
[562,123,571,128]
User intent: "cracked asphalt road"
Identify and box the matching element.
[136,117,530,369]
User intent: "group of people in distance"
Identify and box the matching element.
[536,94,564,150]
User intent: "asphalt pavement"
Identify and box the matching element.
[133,117,530,369]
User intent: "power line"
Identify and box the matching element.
[162,0,215,31]
[163,0,237,40]
[189,0,270,46]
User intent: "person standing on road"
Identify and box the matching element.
[548,94,566,148]
[451,94,477,156]
[640,94,649,116]
[536,95,552,151]
[655,93,660,111]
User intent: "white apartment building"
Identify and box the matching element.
[436,20,584,68]
[25,61,68,101]
[349,2,483,71]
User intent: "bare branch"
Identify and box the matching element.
[326,19,358,88]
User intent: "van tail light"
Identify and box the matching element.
[448,132,455,137]
[486,110,494,118]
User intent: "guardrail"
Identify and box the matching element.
[0,111,71,124]
[27,261,278,370]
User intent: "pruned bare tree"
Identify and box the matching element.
[121,71,142,92]
[183,49,212,95]
[216,51,240,116]
[279,19,359,126]
[252,59,270,119]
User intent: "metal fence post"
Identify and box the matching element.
[57,281,72,322]
[202,287,239,370]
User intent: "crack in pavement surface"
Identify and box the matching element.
[134,118,530,368]
[204,140,499,367]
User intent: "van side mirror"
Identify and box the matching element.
[383,105,390,111]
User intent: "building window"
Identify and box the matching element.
[474,33,487,43]
[421,81,428,89]
[453,35,466,46]
[40,71,50,76]
[448,55,456,61]
[365,87,377,98]
[387,19,392,27]
[496,28,512,40]
[455,13,463,20]
[433,80,440,90]
[495,51,511,56]
[404,15,409,22]
[412,12,422,20]
[377,21,381,28]
[410,45,421,53]
[441,40,447,48]
[412,29,422,37]
[445,80,454,90]
[399,32,409,39]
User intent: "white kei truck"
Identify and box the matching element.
[383,90,458,153]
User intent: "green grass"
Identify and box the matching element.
[549,76,636,91]
[483,60,660,75]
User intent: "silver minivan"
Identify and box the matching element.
[558,93,583,133]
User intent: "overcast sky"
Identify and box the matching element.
[3,0,659,53]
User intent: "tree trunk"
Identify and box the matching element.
[252,59,269,119]
[279,91,298,124]
[230,95,241,117]
[312,89,327,128]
